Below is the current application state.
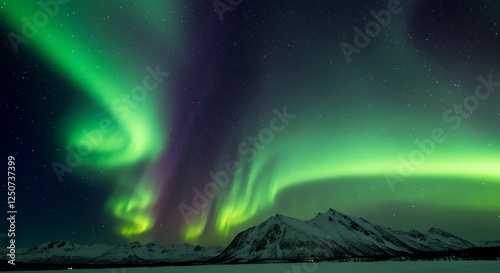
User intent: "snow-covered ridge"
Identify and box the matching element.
[214,208,476,262]
[482,240,500,247]
[6,241,223,264]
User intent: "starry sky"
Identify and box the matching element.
[2,0,500,248]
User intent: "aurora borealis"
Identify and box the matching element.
[2,0,500,249]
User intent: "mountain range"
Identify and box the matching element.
[4,209,498,267]
[213,209,476,262]
[8,241,223,265]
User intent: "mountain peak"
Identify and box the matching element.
[428,228,451,236]
[427,228,476,248]
[265,213,290,222]
[312,208,349,222]
[482,240,500,247]
[128,241,141,248]
[321,208,339,214]
[324,208,346,216]
[41,240,72,249]
[54,240,69,247]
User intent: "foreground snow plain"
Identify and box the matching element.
[15,261,500,273]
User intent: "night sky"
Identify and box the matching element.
[2,0,500,248]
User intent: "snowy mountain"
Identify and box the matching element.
[10,240,223,265]
[213,209,476,263]
[2,209,486,266]
[482,240,500,247]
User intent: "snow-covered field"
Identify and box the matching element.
[14,261,500,273]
